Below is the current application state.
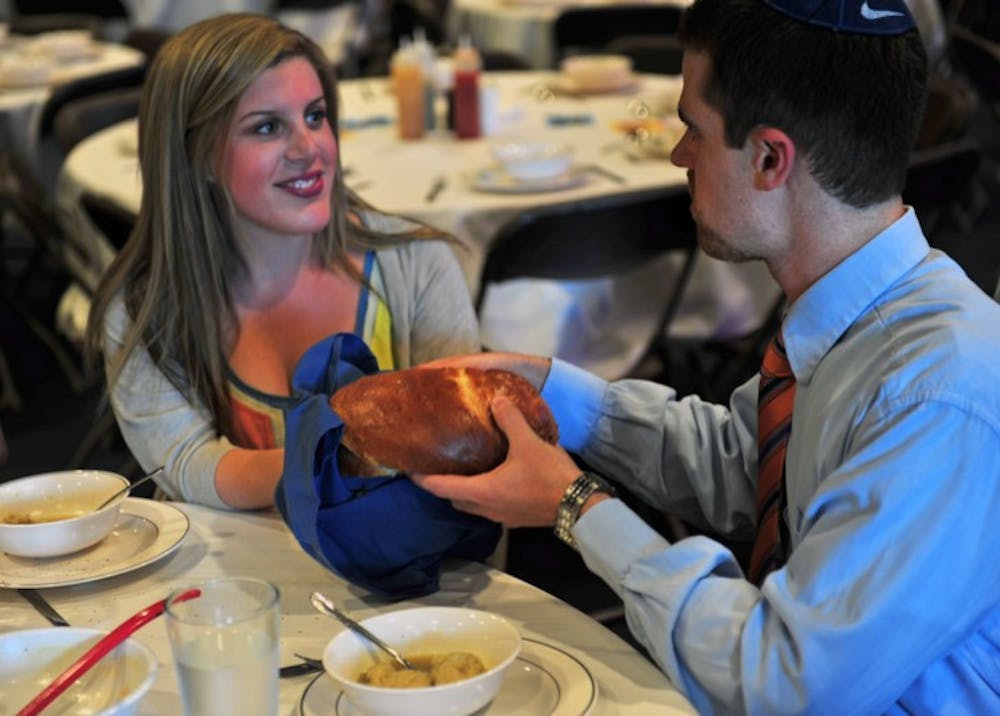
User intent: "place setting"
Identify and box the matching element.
[0,30,104,92]
[470,141,590,195]
[0,468,189,589]
[297,595,598,716]
[544,55,641,98]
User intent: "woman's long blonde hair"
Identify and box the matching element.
[86,13,439,434]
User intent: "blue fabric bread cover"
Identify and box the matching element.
[275,333,501,600]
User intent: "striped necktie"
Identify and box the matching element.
[748,328,795,585]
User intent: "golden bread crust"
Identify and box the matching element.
[329,367,558,475]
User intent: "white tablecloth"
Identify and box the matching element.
[0,41,145,171]
[0,501,698,714]
[56,71,780,379]
[449,0,692,69]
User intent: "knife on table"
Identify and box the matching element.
[18,588,69,626]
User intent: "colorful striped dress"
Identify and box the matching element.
[227,252,393,449]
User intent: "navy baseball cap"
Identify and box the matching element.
[762,0,915,35]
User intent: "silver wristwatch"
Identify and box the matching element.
[554,471,617,549]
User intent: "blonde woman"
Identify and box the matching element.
[86,14,479,510]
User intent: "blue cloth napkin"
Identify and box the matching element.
[275,333,501,600]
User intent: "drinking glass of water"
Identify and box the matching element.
[165,577,280,716]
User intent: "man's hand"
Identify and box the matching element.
[411,396,579,527]
[419,352,552,392]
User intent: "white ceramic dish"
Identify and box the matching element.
[493,141,573,181]
[302,638,596,715]
[0,498,189,588]
[0,470,129,558]
[471,166,587,194]
[559,54,635,94]
[0,627,158,716]
[322,606,522,716]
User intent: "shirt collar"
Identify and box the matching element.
[782,207,929,385]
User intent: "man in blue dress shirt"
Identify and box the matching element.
[413,1,1000,712]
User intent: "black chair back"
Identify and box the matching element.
[52,88,142,155]
[553,5,683,64]
[80,193,136,252]
[37,65,147,144]
[13,1,127,19]
[0,152,92,394]
[476,187,699,376]
[605,34,683,75]
[904,140,983,215]
[122,27,173,63]
[8,14,103,36]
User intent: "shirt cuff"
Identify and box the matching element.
[540,358,607,454]
[573,498,670,591]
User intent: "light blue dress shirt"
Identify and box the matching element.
[541,209,1000,715]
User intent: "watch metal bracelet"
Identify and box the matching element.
[554,471,616,549]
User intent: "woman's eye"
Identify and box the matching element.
[306,109,326,128]
[253,120,277,135]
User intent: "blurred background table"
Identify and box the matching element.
[0,38,144,172]
[0,500,698,714]
[56,69,779,382]
[449,0,692,70]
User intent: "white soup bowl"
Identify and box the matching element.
[493,141,573,181]
[323,606,522,716]
[0,627,158,715]
[0,469,129,557]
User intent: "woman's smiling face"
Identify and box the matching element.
[215,56,337,244]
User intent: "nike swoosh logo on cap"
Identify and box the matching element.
[860,1,905,20]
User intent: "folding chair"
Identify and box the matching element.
[476,186,699,382]
[476,187,699,626]
[552,5,683,65]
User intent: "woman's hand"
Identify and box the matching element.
[411,396,579,527]
[419,352,552,392]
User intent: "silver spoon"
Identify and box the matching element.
[96,467,163,510]
[310,591,414,670]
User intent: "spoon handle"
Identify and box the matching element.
[97,466,163,510]
[312,592,412,669]
[16,589,200,716]
[334,608,401,657]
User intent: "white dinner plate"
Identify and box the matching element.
[298,638,597,716]
[0,498,189,588]
[471,167,588,195]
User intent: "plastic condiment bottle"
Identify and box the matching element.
[412,28,438,132]
[391,40,425,140]
[452,37,481,140]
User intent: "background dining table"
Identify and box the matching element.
[0,39,145,172]
[55,69,779,380]
[448,0,693,70]
[0,499,699,714]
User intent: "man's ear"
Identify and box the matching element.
[751,127,795,190]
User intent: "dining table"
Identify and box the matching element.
[54,69,780,380]
[448,0,692,70]
[0,37,145,173]
[0,498,699,714]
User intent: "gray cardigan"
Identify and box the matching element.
[105,238,479,508]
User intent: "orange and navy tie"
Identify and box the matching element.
[748,328,795,585]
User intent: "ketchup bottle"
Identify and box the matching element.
[452,37,481,140]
